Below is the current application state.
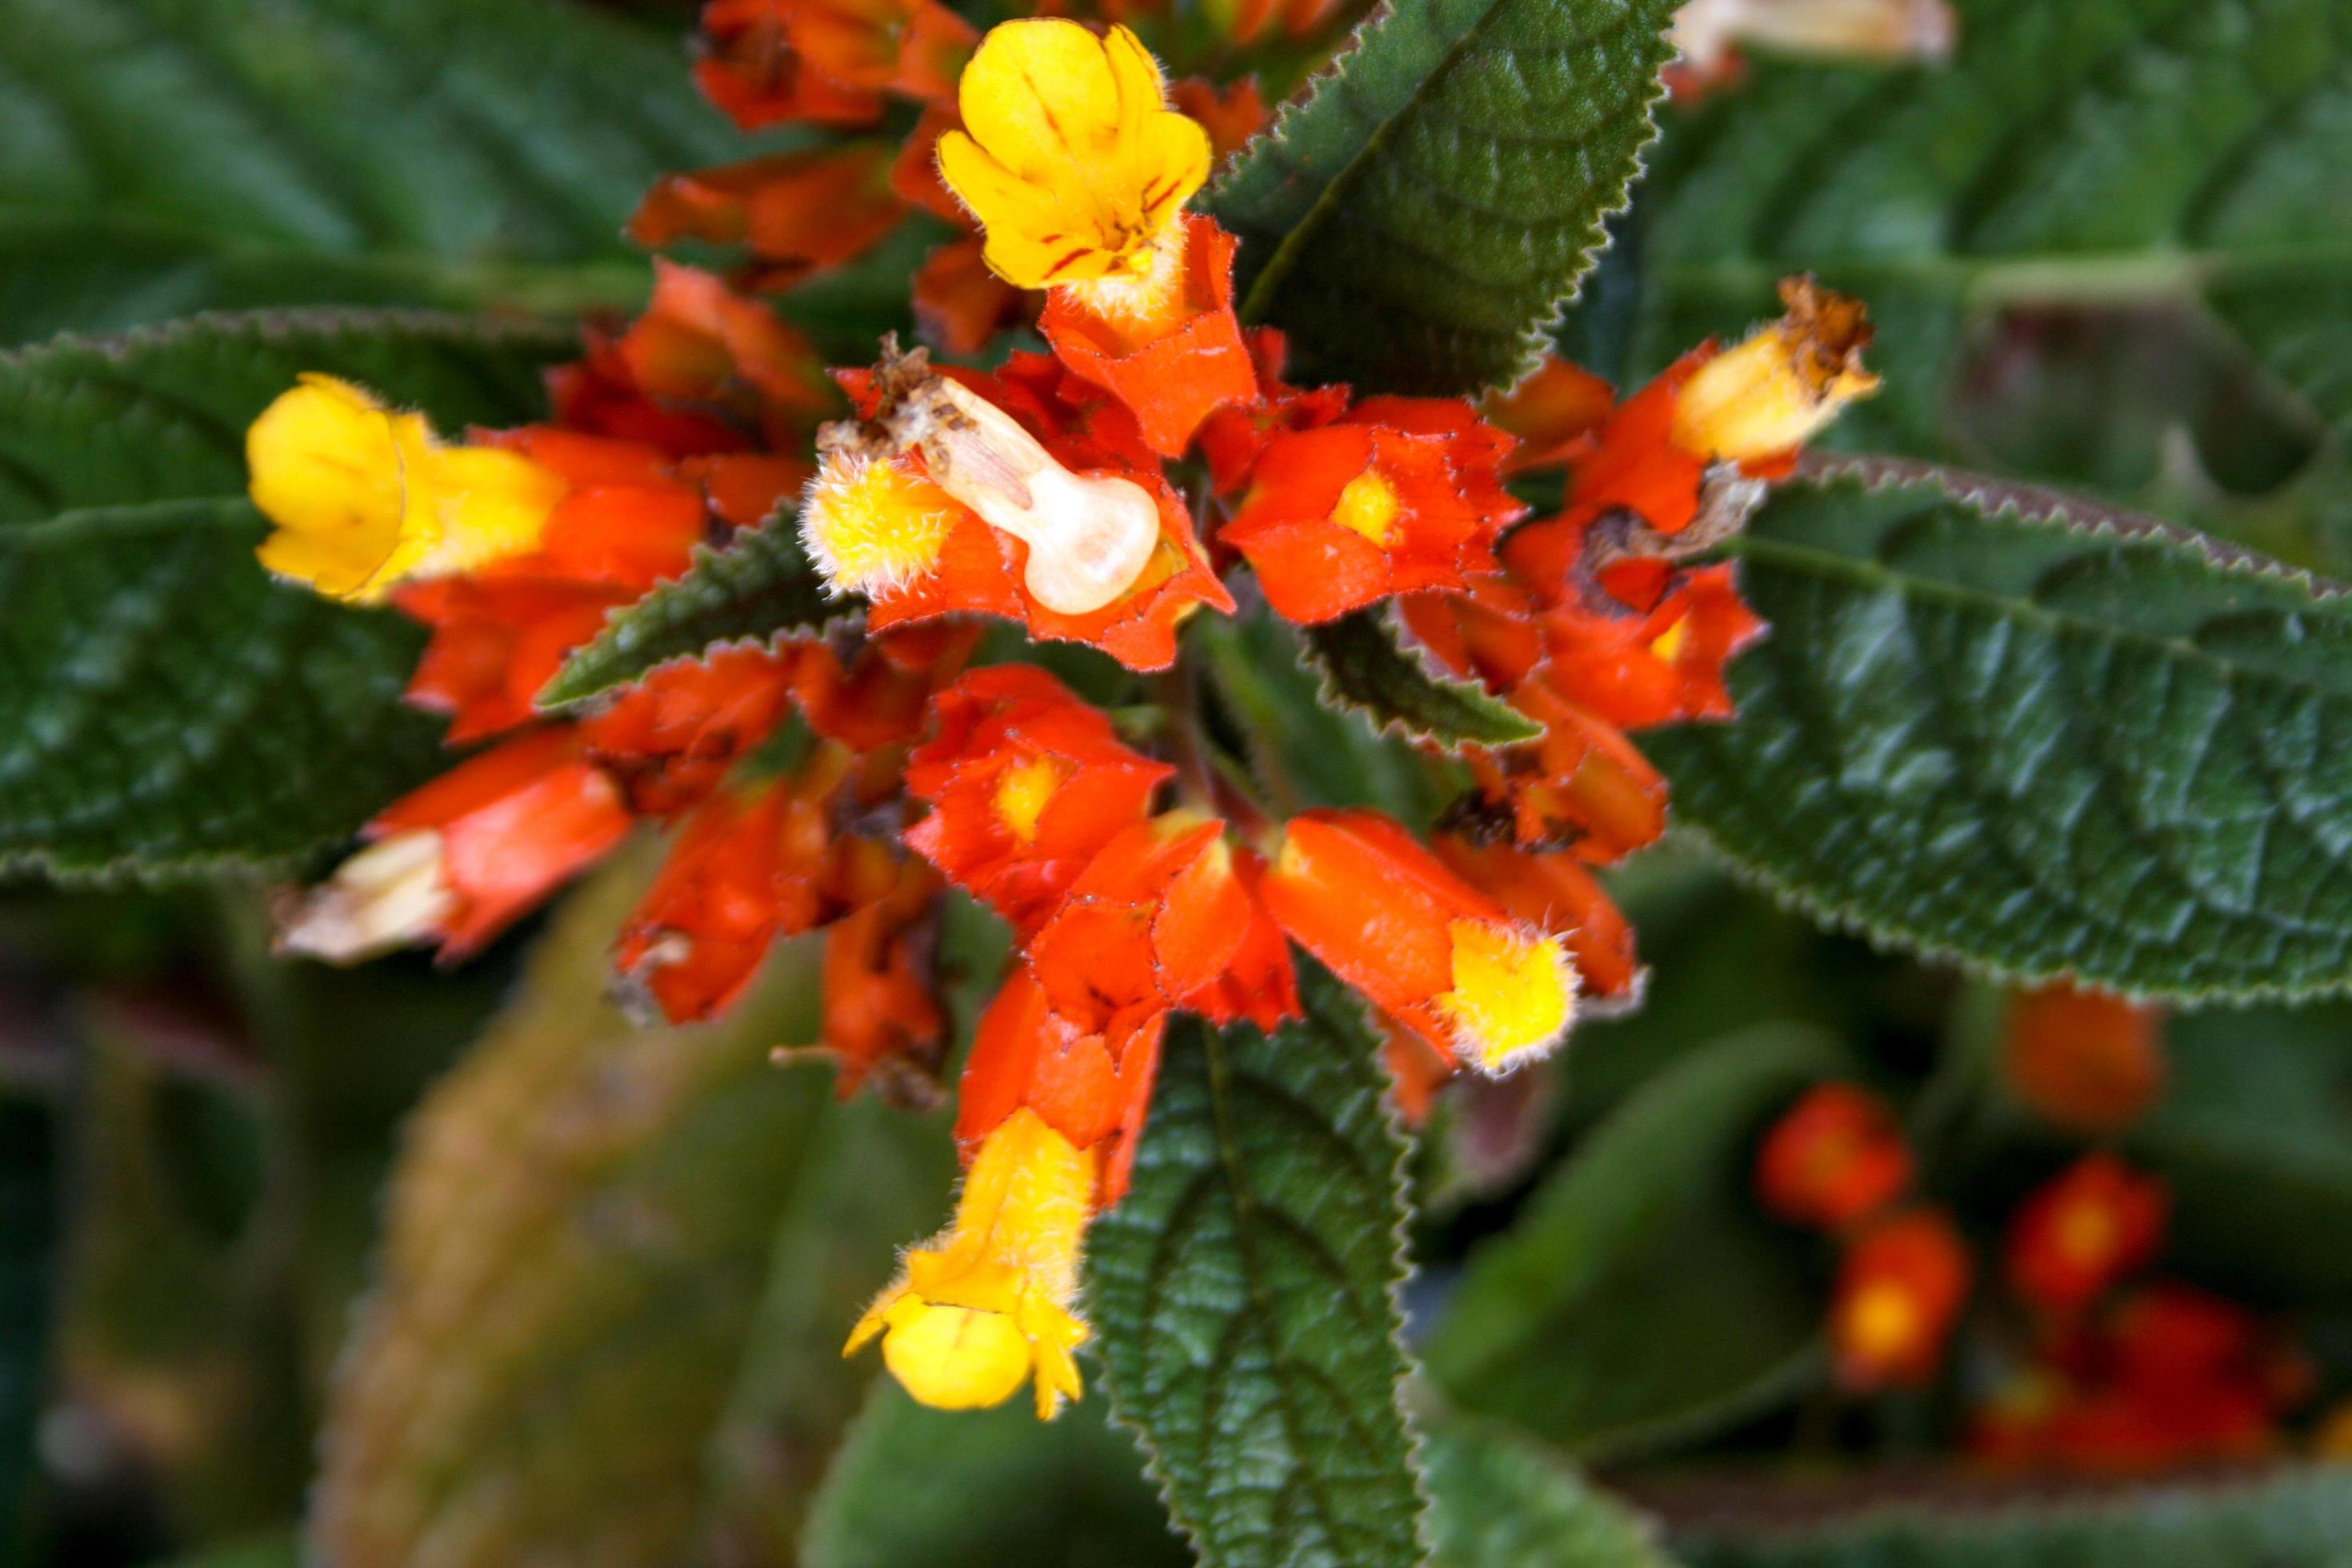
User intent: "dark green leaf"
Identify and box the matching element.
[0,0,739,344]
[1425,1422,1679,1568]
[1648,459,2352,1002]
[1302,608,1543,750]
[1087,965,1424,1568]
[1426,1028,1838,1457]
[1628,0,2352,448]
[0,311,571,882]
[801,1382,1187,1568]
[1211,0,1682,394]
[1670,1464,2352,1568]
[538,514,849,710]
[310,860,840,1566]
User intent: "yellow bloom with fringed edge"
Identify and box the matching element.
[844,1107,1096,1418]
[246,374,564,602]
[936,19,1210,292]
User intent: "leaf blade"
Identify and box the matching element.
[1086,966,1426,1568]
[1302,607,1542,751]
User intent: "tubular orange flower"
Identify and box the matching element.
[696,0,886,129]
[846,1106,1096,1417]
[1180,847,1301,1031]
[247,375,566,601]
[2006,1154,2168,1316]
[2001,982,2166,1134]
[1465,683,1671,861]
[277,729,632,963]
[1831,1207,1972,1389]
[935,21,1210,294]
[578,648,802,818]
[630,146,907,284]
[1026,813,1260,1024]
[783,0,977,100]
[955,966,1166,1209]
[1430,835,1642,1003]
[789,621,983,753]
[903,666,1172,934]
[1527,560,1767,730]
[1480,354,1617,474]
[819,863,948,1102]
[1039,214,1256,458]
[1670,277,1881,466]
[394,574,636,744]
[1263,810,1577,1074]
[1753,1082,1914,1231]
[1223,401,1525,624]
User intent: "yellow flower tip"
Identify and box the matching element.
[937,20,1210,290]
[246,373,562,601]
[993,754,1071,842]
[1438,919,1576,1074]
[1332,466,1403,548]
[1669,277,1882,462]
[800,449,961,598]
[273,830,454,962]
[843,1109,1098,1418]
[1647,612,1691,665]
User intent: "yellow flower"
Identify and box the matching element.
[844,1108,1096,1418]
[246,374,565,601]
[1436,919,1578,1075]
[1670,278,1882,462]
[936,20,1210,290]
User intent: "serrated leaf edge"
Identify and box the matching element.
[1302,604,1543,752]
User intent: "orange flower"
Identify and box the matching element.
[2001,982,2166,1134]
[790,622,982,753]
[394,574,635,743]
[903,666,1172,934]
[610,262,834,447]
[1168,77,1268,161]
[579,648,802,818]
[1464,683,1670,862]
[914,236,1030,356]
[956,966,1166,1209]
[1026,813,1266,1025]
[486,428,712,590]
[1753,1083,1914,1231]
[2006,1154,2167,1317]
[819,859,948,1101]
[783,0,977,100]
[696,0,886,129]
[1480,355,1616,474]
[1180,848,1301,1031]
[1263,810,1577,1074]
[278,728,632,963]
[1223,400,1523,623]
[614,780,821,1023]
[1831,1207,1971,1389]
[1528,561,1766,730]
[630,146,906,285]
[1430,835,1642,1003]
[1039,214,1257,458]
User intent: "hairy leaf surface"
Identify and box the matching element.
[0,0,738,343]
[1425,1422,1679,1568]
[1211,0,1682,394]
[0,311,569,882]
[538,515,847,710]
[1087,966,1424,1568]
[1648,462,2352,1001]
[1303,607,1543,750]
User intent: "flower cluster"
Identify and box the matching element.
[246,18,1878,1420]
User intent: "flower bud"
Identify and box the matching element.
[1670,277,1880,462]
[275,830,455,962]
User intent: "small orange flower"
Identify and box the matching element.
[2006,1154,2168,1317]
[1223,402,1523,624]
[903,666,1172,934]
[956,966,1166,1209]
[1180,847,1301,1032]
[1026,813,1264,1025]
[696,0,886,130]
[2001,982,2166,1134]
[914,236,1031,356]
[1263,810,1577,1074]
[579,648,802,818]
[1527,561,1766,730]
[1753,1082,1914,1231]
[1831,1207,1972,1389]
[1465,683,1671,862]
[609,262,834,446]
[630,146,906,285]
[1430,835,1642,1003]
[394,574,635,743]
[782,0,977,100]
[790,622,982,754]
[278,729,632,963]
[1480,355,1616,474]
[819,859,948,1100]
[1040,214,1257,458]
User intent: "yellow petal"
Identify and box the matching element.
[416,445,568,578]
[247,374,423,601]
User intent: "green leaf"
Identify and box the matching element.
[0,0,740,345]
[802,1382,1187,1568]
[1086,965,1424,1568]
[1302,608,1544,750]
[538,513,848,710]
[1670,1464,2352,1568]
[1425,1422,1680,1568]
[1626,0,2352,448]
[0,311,570,882]
[1210,0,1682,394]
[1426,1028,1838,1458]
[310,858,844,1566]
[1646,459,2352,1002]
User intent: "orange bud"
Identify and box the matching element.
[1831,1207,1971,1389]
[2006,1154,2167,1317]
[1754,1082,1913,1230]
[2001,982,2166,1134]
